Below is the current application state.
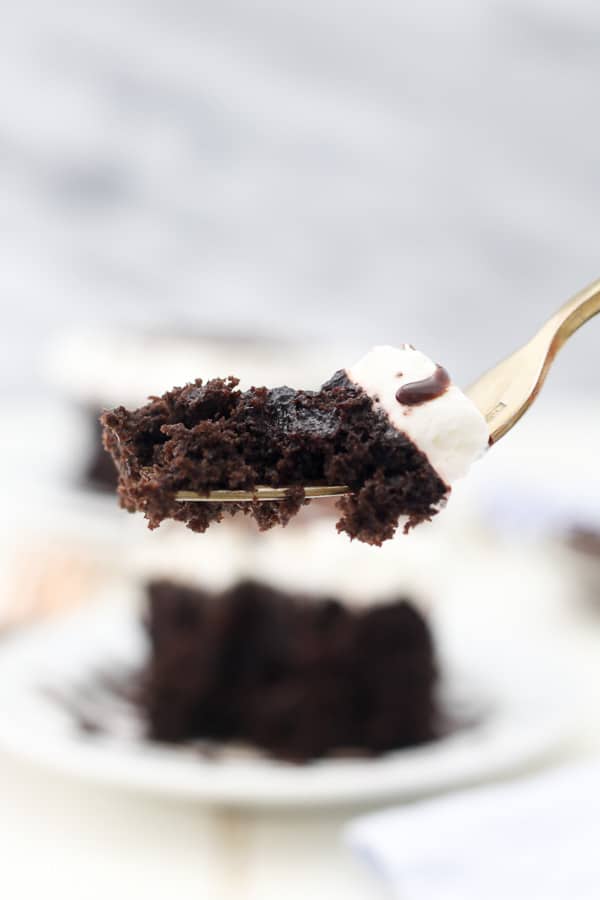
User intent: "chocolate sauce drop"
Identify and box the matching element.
[396,365,450,406]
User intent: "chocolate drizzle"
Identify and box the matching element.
[396,365,450,406]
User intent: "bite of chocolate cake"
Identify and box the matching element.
[102,345,488,545]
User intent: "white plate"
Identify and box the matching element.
[0,592,575,808]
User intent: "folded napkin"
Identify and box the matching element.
[346,762,600,900]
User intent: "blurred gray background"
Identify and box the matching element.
[2,0,600,395]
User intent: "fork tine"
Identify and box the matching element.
[175,485,349,502]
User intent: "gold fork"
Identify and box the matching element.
[176,277,600,504]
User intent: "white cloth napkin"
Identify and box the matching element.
[346,762,600,900]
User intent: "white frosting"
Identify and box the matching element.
[346,345,489,485]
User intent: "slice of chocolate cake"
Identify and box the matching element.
[102,345,488,545]
[142,579,440,761]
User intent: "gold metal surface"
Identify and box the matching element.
[466,277,600,443]
[175,485,349,502]
[176,277,600,501]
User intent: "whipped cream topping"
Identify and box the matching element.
[346,345,489,485]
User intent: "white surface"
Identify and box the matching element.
[347,344,489,484]
[0,752,387,900]
[347,761,600,900]
[0,589,574,809]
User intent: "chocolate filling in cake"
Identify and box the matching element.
[141,579,440,761]
[101,371,447,545]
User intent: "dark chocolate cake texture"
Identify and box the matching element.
[141,579,440,761]
[102,345,488,545]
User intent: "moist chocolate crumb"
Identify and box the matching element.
[141,579,440,761]
[101,371,447,545]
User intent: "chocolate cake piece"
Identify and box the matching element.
[141,579,439,761]
[101,346,488,545]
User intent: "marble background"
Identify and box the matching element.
[2,1,600,395]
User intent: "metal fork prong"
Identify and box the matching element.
[175,485,349,502]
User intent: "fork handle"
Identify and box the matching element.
[467,277,600,444]
[539,277,600,361]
